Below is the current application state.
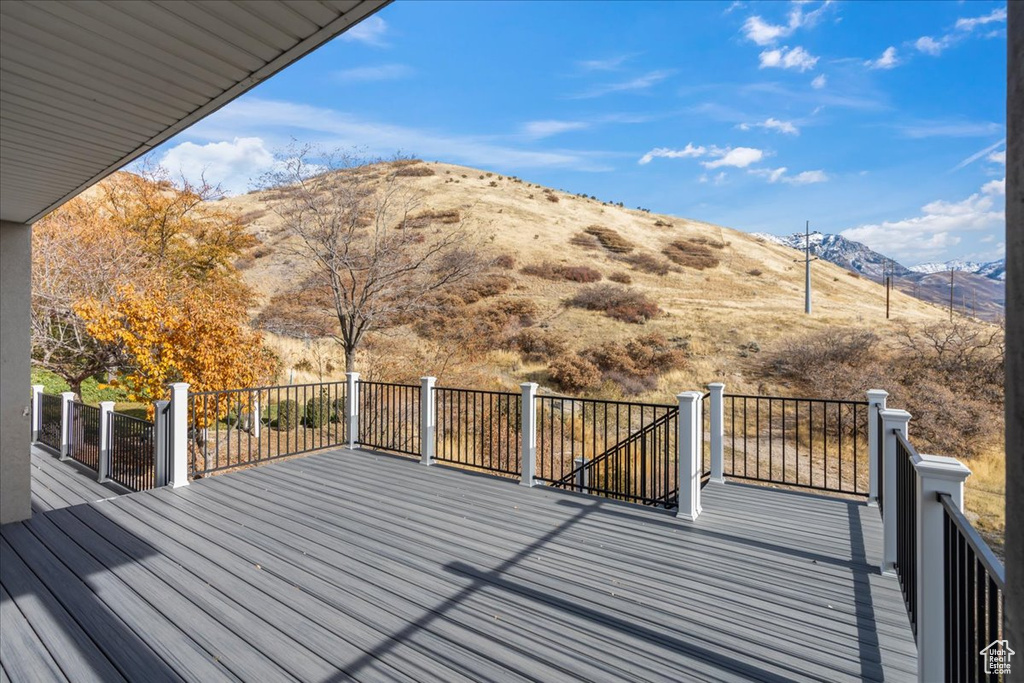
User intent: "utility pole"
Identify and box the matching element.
[794,220,817,314]
[949,269,955,322]
[885,259,891,320]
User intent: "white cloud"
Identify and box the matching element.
[759,46,818,72]
[749,166,828,184]
[950,138,1006,171]
[638,144,707,165]
[915,36,949,56]
[811,74,827,89]
[743,16,794,46]
[741,1,831,45]
[577,55,629,71]
[570,70,674,99]
[334,64,413,83]
[955,8,1007,32]
[173,98,616,175]
[703,147,764,169]
[522,120,590,139]
[988,150,1006,165]
[764,118,799,135]
[638,143,765,169]
[786,169,829,185]
[341,16,390,47]
[739,117,799,135]
[159,137,276,195]
[865,46,899,70]
[915,8,1007,57]
[841,179,1005,261]
[900,121,1003,139]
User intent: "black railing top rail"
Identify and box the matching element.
[939,492,1005,590]
[359,380,420,389]
[190,380,348,398]
[435,386,520,398]
[110,411,154,428]
[551,407,679,489]
[724,393,869,406]
[536,392,677,410]
[896,430,919,458]
[71,400,99,412]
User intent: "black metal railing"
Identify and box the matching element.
[941,493,1006,682]
[877,408,885,513]
[67,401,100,470]
[434,387,520,476]
[107,412,154,491]
[895,431,918,637]
[358,381,420,456]
[537,395,679,507]
[722,395,869,495]
[189,381,348,477]
[38,393,63,452]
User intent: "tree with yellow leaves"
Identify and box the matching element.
[33,166,274,401]
[76,281,278,410]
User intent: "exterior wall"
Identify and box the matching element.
[1006,0,1023,654]
[0,220,32,524]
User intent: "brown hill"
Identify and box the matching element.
[221,160,957,390]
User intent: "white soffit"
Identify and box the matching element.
[0,0,389,224]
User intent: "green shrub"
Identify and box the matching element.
[276,399,302,430]
[31,368,69,395]
[305,390,333,428]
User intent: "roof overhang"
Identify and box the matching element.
[0,0,389,225]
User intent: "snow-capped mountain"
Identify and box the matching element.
[752,231,910,279]
[752,230,1006,321]
[909,259,1006,281]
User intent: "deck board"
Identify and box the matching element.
[3,446,917,682]
[29,446,126,513]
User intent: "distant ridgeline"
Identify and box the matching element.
[752,231,1006,321]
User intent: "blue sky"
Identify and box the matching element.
[149,0,1007,266]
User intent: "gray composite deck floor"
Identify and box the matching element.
[1,447,916,682]
[29,446,128,514]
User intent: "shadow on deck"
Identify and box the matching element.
[1,447,916,682]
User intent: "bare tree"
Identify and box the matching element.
[31,194,145,396]
[258,147,484,372]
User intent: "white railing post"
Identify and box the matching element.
[676,391,703,521]
[168,382,190,488]
[252,395,261,439]
[97,401,114,483]
[880,408,911,574]
[346,372,360,449]
[913,453,971,683]
[60,391,75,460]
[520,382,537,487]
[420,377,436,466]
[707,382,725,483]
[30,384,43,442]
[153,399,169,487]
[866,389,888,507]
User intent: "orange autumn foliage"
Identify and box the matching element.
[77,282,277,418]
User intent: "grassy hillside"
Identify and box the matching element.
[218,160,1004,545]
[223,160,956,387]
